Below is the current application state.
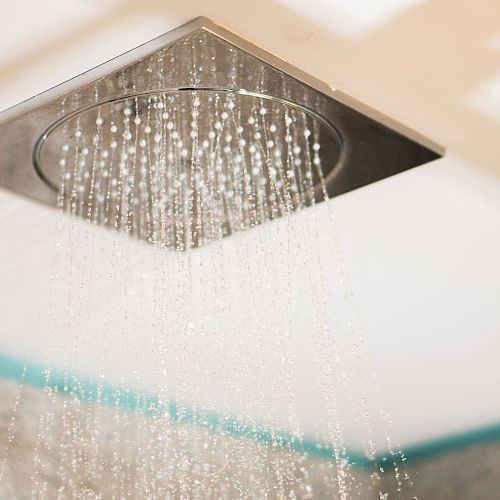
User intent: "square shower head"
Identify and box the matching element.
[0,17,442,249]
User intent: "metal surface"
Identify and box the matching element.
[0,16,442,210]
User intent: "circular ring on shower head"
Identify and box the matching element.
[33,88,344,195]
[33,88,343,248]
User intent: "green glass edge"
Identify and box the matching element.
[2,352,497,470]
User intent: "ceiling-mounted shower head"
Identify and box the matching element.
[0,17,442,249]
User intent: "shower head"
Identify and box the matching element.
[0,17,442,249]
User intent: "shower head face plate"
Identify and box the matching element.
[36,89,341,248]
[0,17,442,246]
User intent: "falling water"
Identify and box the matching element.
[42,88,331,252]
[0,31,416,500]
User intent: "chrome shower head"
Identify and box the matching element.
[0,17,442,249]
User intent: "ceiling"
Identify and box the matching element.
[1,0,500,457]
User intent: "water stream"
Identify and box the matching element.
[0,35,415,499]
